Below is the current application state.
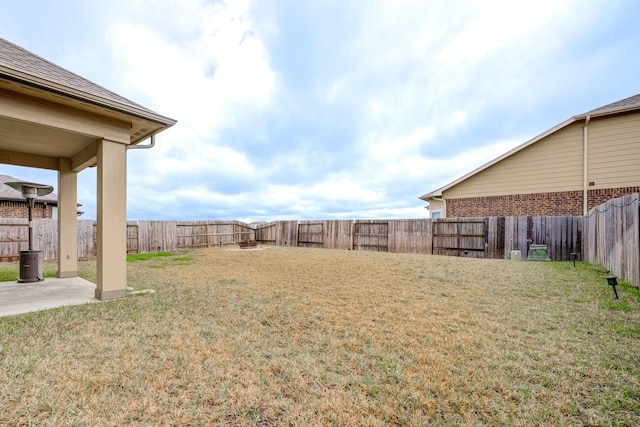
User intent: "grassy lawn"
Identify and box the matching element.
[1,246,639,426]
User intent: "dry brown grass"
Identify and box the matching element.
[1,246,639,426]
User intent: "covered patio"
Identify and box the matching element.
[0,277,96,317]
[0,38,175,302]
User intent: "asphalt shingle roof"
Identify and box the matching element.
[581,93,640,116]
[0,37,162,118]
[0,175,57,203]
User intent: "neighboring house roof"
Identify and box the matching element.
[0,174,57,204]
[579,93,640,118]
[420,93,640,200]
[0,37,176,143]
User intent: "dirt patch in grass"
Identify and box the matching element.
[1,246,639,425]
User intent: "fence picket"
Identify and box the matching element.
[583,193,639,287]
[1,208,635,288]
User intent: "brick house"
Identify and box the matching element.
[0,174,58,218]
[420,93,640,218]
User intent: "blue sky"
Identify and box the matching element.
[1,0,639,221]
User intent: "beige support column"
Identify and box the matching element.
[57,158,78,278]
[95,139,127,300]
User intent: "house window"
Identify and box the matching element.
[431,211,442,219]
[51,206,58,220]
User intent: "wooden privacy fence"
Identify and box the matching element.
[254,217,582,260]
[254,219,433,253]
[176,221,253,249]
[0,220,256,260]
[432,219,487,257]
[7,208,639,288]
[583,193,639,288]
[0,216,584,261]
[0,218,58,261]
[121,220,254,253]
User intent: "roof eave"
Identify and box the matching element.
[420,94,640,203]
[0,67,177,128]
[574,103,640,120]
[419,190,443,201]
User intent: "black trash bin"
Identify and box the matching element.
[18,250,43,283]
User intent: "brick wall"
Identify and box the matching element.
[0,201,54,219]
[446,187,640,217]
[586,187,640,209]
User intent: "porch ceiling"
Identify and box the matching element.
[0,115,92,159]
[0,78,173,172]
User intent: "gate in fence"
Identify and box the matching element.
[353,221,389,252]
[432,219,488,258]
[0,216,587,264]
[297,222,323,248]
[127,224,139,254]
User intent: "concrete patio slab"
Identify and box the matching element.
[0,277,98,317]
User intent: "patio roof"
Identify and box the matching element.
[0,37,176,171]
[0,37,176,301]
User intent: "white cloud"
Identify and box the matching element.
[368,126,435,167]
[435,1,572,67]
[2,0,630,222]
[105,1,273,128]
[309,177,383,203]
[427,137,527,186]
[154,145,256,177]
